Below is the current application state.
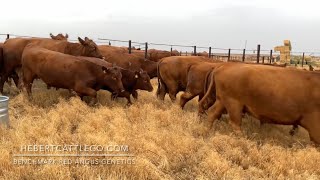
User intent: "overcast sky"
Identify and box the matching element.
[1,0,320,54]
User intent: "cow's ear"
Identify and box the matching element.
[84,37,90,41]
[135,71,139,78]
[65,33,69,39]
[78,37,87,45]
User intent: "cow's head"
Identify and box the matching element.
[102,66,125,93]
[50,33,68,41]
[78,37,104,59]
[134,69,153,92]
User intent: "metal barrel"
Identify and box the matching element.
[0,96,9,126]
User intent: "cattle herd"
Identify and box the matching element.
[0,33,319,145]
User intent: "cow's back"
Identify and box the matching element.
[159,56,215,88]
[77,56,112,69]
[100,47,140,69]
[22,46,95,89]
[3,38,67,67]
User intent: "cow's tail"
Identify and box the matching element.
[0,45,3,76]
[156,60,161,96]
[203,69,212,97]
[199,69,216,113]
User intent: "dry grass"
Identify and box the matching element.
[0,79,319,180]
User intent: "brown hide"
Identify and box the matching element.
[180,62,224,109]
[99,45,158,78]
[0,43,3,70]
[1,37,103,93]
[156,56,220,101]
[50,33,68,41]
[147,49,179,62]
[21,45,124,99]
[107,69,153,105]
[202,63,320,144]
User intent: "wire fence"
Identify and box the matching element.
[1,33,319,67]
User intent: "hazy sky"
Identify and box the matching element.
[1,0,320,54]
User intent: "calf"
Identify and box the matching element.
[104,69,153,105]
[77,56,153,104]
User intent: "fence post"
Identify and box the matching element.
[262,56,265,64]
[170,46,173,56]
[186,51,188,56]
[194,46,197,56]
[208,47,212,58]
[145,42,148,59]
[6,34,9,40]
[302,52,305,67]
[242,49,246,62]
[269,50,273,63]
[257,44,261,63]
[108,41,111,46]
[128,40,132,54]
[227,49,231,61]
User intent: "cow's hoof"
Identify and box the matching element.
[289,129,296,136]
[125,103,132,107]
[27,96,33,102]
[194,125,211,138]
[198,111,207,118]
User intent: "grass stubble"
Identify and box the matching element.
[0,79,319,180]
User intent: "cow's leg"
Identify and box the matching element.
[111,92,117,101]
[15,67,24,90]
[77,93,84,100]
[199,94,217,115]
[156,83,166,100]
[6,78,12,86]
[22,69,36,98]
[123,91,132,106]
[0,72,9,94]
[166,81,178,101]
[198,94,204,102]
[114,91,132,105]
[223,99,243,134]
[300,113,320,145]
[180,91,196,109]
[11,72,19,88]
[132,90,138,99]
[289,125,299,136]
[204,99,225,132]
[74,84,98,104]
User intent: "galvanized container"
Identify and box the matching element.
[0,96,9,126]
